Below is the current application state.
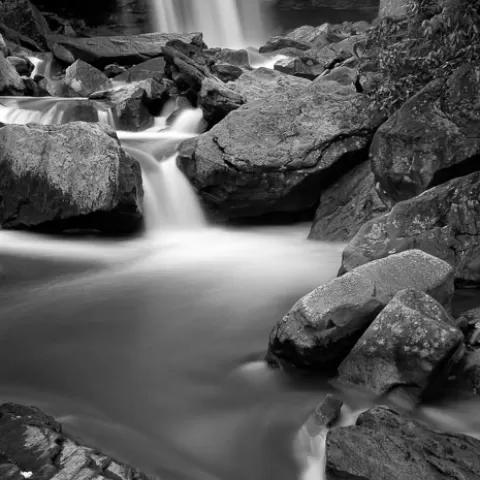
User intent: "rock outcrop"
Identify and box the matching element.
[0,122,144,233]
[267,250,454,371]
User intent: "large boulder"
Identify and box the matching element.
[326,406,480,480]
[308,160,388,241]
[371,65,480,203]
[114,56,166,83]
[0,402,149,479]
[64,59,112,97]
[0,122,144,233]
[267,250,454,371]
[340,171,480,286]
[48,32,205,69]
[0,52,25,95]
[337,289,464,402]
[178,68,382,219]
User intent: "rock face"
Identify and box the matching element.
[308,161,387,241]
[337,289,464,401]
[340,171,480,286]
[0,122,144,233]
[65,59,112,97]
[326,406,480,480]
[178,69,382,219]
[48,32,205,69]
[267,250,454,371]
[371,65,480,203]
[0,52,25,95]
[0,402,150,480]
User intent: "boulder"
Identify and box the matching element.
[114,56,166,83]
[274,56,324,80]
[266,250,454,371]
[214,48,249,66]
[0,0,52,50]
[326,406,480,480]
[339,171,480,286]
[0,52,25,95]
[0,122,143,233]
[178,68,382,219]
[371,65,480,203]
[210,63,244,82]
[308,161,388,241]
[6,55,34,76]
[337,289,464,401]
[47,32,205,69]
[104,63,126,78]
[0,402,150,479]
[65,59,112,97]
[0,33,6,56]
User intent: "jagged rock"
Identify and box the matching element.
[6,55,34,76]
[178,69,382,219]
[308,161,388,241]
[48,32,205,69]
[339,171,480,286]
[64,59,112,97]
[0,52,25,95]
[0,0,52,49]
[266,250,454,371]
[371,65,480,203]
[0,122,143,233]
[338,289,464,402]
[0,402,150,480]
[114,56,166,83]
[326,406,480,480]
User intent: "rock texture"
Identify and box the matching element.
[0,402,150,480]
[0,52,25,95]
[267,250,454,371]
[65,59,112,97]
[371,65,480,203]
[337,289,464,401]
[114,57,166,83]
[378,0,409,18]
[0,122,144,233]
[340,171,480,286]
[326,406,480,480]
[178,68,382,219]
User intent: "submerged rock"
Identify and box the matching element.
[266,250,454,371]
[337,289,464,402]
[0,122,143,233]
[326,406,480,480]
[340,171,480,286]
[65,59,112,97]
[0,402,150,479]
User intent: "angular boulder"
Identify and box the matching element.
[65,59,112,97]
[0,52,25,95]
[308,160,388,241]
[337,289,464,401]
[178,69,382,219]
[266,250,454,371]
[114,56,166,83]
[0,122,144,233]
[371,65,480,203]
[326,406,480,480]
[340,171,480,286]
[0,403,150,479]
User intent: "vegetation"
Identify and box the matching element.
[369,0,480,114]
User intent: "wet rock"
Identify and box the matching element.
[211,63,244,82]
[104,63,126,78]
[448,349,480,396]
[6,55,34,76]
[0,52,25,95]
[371,65,480,203]
[48,32,205,69]
[65,59,112,97]
[0,0,52,50]
[0,402,150,479]
[338,289,464,402]
[214,48,249,67]
[178,70,382,219]
[0,122,143,234]
[339,171,480,287]
[114,56,166,83]
[267,250,454,371]
[326,406,480,480]
[309,161,387,242]
[314,394,343,427]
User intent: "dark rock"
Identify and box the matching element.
[337,289,464,402]
[0,402,150,479]
[371,65,480,203]
[42,11,77,36]
[0,21,42,52]
[215,48,249,67]
[0,52,25,95]
[6,56,34,76]
[103,63,126,78]
[326,406,480,480]
[21,75,40,96]
[0,0,52,50]
[314,394,343,427]
[48,32,205,69]
[114,56,166,83]
[178,69,382,219]
[339,171,480,287]
[0,122,143,234]
[448,349,480,396]
[308,161,388,241]
[211,63,244,82]
[267,250,454,371]
[64,59,111,97]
